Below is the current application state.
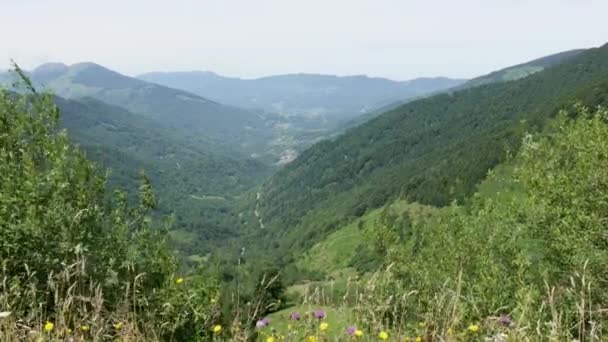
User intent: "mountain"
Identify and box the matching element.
[8,62,270,156]
[337,49,587,132]
[243,43,608,269]
[137,71,466,120]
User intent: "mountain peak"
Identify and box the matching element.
[31,63,69,83]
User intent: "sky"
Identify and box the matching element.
[1,0,608,80]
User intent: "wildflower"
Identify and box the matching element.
[44,321,54,333]
[355,329,364,337]
[175,277,184,284]
[307,336,317,342]
[314,310,326,320]
[415,337,423,342]
[379,331,389,340]
[266,337,276,342]
[320,322,329,331]
[256,317,270,328]
[287,324,293,330]
[468,324,480,333]
[447,327,454,336]
[347,326,356,336]
[80,325,90,332]
[290,311,302,321]
[213,325,222,334]
[499,314,512,327]
[67,328,73,334]
[114,322,123,330]
[211,298,216,304]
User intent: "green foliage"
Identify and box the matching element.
[377,106,608,338]
[0,70,219,340]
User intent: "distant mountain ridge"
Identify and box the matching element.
[138,70,466,119]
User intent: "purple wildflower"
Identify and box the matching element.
[314,310,326,320]
[290,312,301,321]
[255,318,270,329]
[346,326,356,336]
[499,314,512,327]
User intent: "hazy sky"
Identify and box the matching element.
[2,0,607,80]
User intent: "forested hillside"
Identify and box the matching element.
[248,43,608,268]
[52,94,269,257]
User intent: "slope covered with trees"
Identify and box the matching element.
[247,43,608,268]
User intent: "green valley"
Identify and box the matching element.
[3,3,608,339]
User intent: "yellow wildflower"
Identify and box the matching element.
[379,331,389,340]
[355,329,364,337]
[307,336,317,342]
[213,325,222,334]
[175,277,184,284]
[320,322,329,331]
[80,325,90,332]
[415,337,423,342]
[418,321,426,328]
[44,321,54,333]
[114,322,123,330]
[67,328,72,334]
[468,324,479,333]
[266,337,276,342]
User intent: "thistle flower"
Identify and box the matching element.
[378,331,389,340]
[290,311,301,321]
[313,310,326,320]
[44,321,54,333]
[256,318,270,328]
[213,325,222,334]
[347,326,356,336]
[320,322,329,331]
[499,314,512,327]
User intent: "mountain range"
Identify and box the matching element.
[138,71,465,120]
